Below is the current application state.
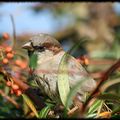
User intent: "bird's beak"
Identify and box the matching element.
[22,42,33,50]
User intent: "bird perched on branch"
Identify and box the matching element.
[22,33,96,104]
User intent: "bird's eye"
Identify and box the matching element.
[28,50,33,57]
[33,46,45,52]
[38,46,45,52]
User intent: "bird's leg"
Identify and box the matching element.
[52,103,65,118]
[67,93,84,117]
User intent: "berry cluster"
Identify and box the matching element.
[6,81,22,96]
[2,46,14,64]
[0,32,28,97]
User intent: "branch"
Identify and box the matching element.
[0,89,19,108]
[82,59,120,114]
[89,59,116,65]
[10,14,16,49]
[0,68,46,110]
[90,72,104,79]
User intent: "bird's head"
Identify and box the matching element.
[22,33,63,57]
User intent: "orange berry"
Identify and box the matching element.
[20,62,27,69]
[0,46,3,49]
[84,58,89,65]
[99,111,111,118]
[5,46,12,53]
[2,58,8,64]
[16,90,22,96]
[6,81,12,87]
[15,60,28,69]
[12,84,19,90]
[15,60,21,66]
[3,32,10,40]
[76,58,80,62]
[6,53,14,59]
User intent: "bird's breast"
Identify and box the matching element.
[33,51,65,100]
[32,51,96,102]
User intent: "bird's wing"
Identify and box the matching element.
[67,55,96,93]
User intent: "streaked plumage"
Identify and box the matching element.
[22,33,96,102]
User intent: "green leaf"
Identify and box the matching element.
[0,74,4,81]
[23,100,30,115]
[87,99,103,115]
[38,105,51,118]
[29,53,38,69]
[111,115,120,119]
[112,106,120,115]
[22,94,39,118]
[57,53,70,106]
[86,113,97,118]
[65,78,87,110]
[97,93,120,104]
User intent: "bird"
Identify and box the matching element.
[22,33,96,104]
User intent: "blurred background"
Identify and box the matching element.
[0,2,120,57]
[0,2,120,118]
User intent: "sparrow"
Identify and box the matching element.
[22,33,96,104]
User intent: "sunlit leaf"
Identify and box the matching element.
[58,53,70,106]
[23,100,30,115]
[87,99,103,115]
[22,94,39,118]
[65,78,87,110]
[38,105,51,118]
[86,113,97,118]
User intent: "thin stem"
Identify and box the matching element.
[0,89,19,108]
[10,14,16,49]
[81,59,120,114]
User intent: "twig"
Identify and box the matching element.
[81,59,120,114]
[10,14,16,49]
[12,77,29,91]
[0,89,19,108]
[100,78,120,92]
[0,67,46,110]
[12,78,46,110]
[90,72,104,79]
[67,106,78,116]
[77,57,116,65]
[89,59,116,65]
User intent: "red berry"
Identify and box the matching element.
[5,46,12,53]
[12,84,19,90]
[6,81,12,87]
[2,58,8,64]
[6,53,14,59]
[84,58,89,65]
[20,62,27,69]
[16,90,22,96]
[15,60,21,66]
[3,33,10,40]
